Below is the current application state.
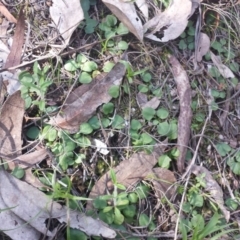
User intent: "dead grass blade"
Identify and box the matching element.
[168,54,192,173]
[50,61,126,133]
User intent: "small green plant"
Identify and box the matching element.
[19,62,52,111]
[64,53,99,83]
[227,151,240,175]
[98,15,129,54]
[179,213,235,240]
[178,21,195,51]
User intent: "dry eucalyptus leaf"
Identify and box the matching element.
[0,169,116,239]
[136,92,148,108]
[102,0,144,41]
[191,165,230,222]
[50,0,84,45]
[87,143,168,209]
[168,54,192,173]
[0,3,17,23]
[196,32,210,62]
[49,61,126,133]
[210,51,235,78]
[0,91,24,169]
[144,0,192,42]
[142,96,160,109]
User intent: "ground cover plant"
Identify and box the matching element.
[0,0,240,239]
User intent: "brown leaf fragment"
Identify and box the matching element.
[49,62,126,133]
[191,165,230,222]
[0,3,17,23]
[142,96,160,109]
[146,167,176,199]
[168,54,192,173]
[0,91,24,169]
[87,143,168,209]
[0,168,116,239]
[4,8,25,70]
[196,32,210,62]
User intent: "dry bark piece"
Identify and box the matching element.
[0,169,116,239]
[102,0,144,41]
[49,61,126,133]
[191,165,230,222]
[168,54,192,173]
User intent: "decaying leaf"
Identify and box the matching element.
[49,61,126,133]
[50,0,84,45]
[144,0,192,42]
[0,3,17,23]
[0,168,116,239]
[135,0,149,21]
[168,54,192,173]
[191,165,230,222]
[87,142,175,209]
[196,32,210,62]
[136,92,148,108]
[142,96,160,109]
[102,0,144,41]
[4,8,25,70]
[0,91,24,169]
[210,51,235,78]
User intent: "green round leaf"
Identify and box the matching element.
[130,119,142,131]
[128,192,138,203]
[112,115,125,129]
[139,213,150,227]
[65,141,76,152]
[108,85,120,98]
[158,155,171,169]
[81,61,98,72]
[12,167,25,179]
[106,15,117,27]
[156,108,169,119]
[141,72,152,82]
[69,229,87,240]
[102,102,114,115]
[157,121,170,136]
[79,123,93,135]
[141,133,153,144]
[103,61,115,72]
[76,136,91,148]
[142,107,156,121]
[79,72,92,83]
[26,126,40,140]
[117,41,128,50]
[76,54,88,64]
[64,60,79,71]
[116,22,129,35]
[93,197,107,209]
[88,116,100,129]
[122,205,136,218]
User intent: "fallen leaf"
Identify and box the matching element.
[87,143,169,209]
[0,3,17,23]
[168,54,192,173]
[135,0,149,21]
[146,167,176,199]
[49,61,126,133]
[4,8,25,70]
[136,92,148,108]
[142,96,160,109]
[0,169,116,239]
[50,0,84,45]
[210,51,235,78]
[102,0,144,41]
[0,91,24,169]
[0,18,10,37]
[144,0,192,42]
[196,32,210,62]
[191,165,230,222]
